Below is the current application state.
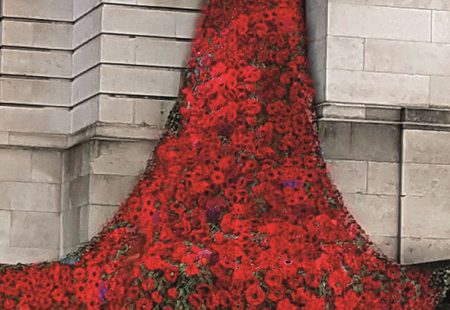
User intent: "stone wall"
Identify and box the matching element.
[0,0,449,265]
[306,0,450,264]
[0,0,201,263]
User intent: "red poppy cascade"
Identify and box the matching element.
[0,0,445,309]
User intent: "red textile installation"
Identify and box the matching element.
[0,0,446,309]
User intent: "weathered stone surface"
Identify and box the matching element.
[0,211,11,247]
[327,36,364,70]
[100,65,182,97]
[72,66,101,104]
[86,204,118,238]
[99,95,134,124]
[69,175,90,208]
[402,195,450,238]
[402,238,450,265]
[329,2,431,41]
[135,37,191,67]
[73,36,101,76]
[73,0,101,19]
[10,211,60,249]
[0,247,59,264]
[330,0,450,11]
[73,6,102,48]
[430,76,450,107]
[0,106,70,134]
[370,235,397,261]
[0,78,71,107]
[2,0,73,20]
[102,5,199,39]
[402,163,450,197]
[89,174,136,205]
[0,182,61,212]
[61,208,81,249]
[71,96,99,133]
[365,39,450,76]
[343,193,399,237]
[433,11,450,43]
[134,99,175,127]
[317,103,366,119]
[305,0,327,41]
[8,133,67,149]
[31,150,62,183]
[327,69,430,106]
[0,149,32,182]
[63,143,91,182]
[326,160,368,194]
[404,130,450,164]
[367,162,399,195]
[1,20,72,49]
[319,121,400,162]
[91,140,154,176]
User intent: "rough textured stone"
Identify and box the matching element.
[90,140,154,176]
[0,149,32,182]
[327,69,430,106]
[86,205,118,238]
[402,238,450,265]
[370,235,397,261]
[403,163,450,197]
[134,99,175,127]
[0,211,11,247]
[367,162,399,195]
[404,130,450,164]
[0,182,61,212]
[10,211,60,249]
[69,175,90,209]
[61,208,81,250]
[329,2,431,41]
[99,95,134,124]
[343,193,399,237]
[71,96,99,133]
[31,150,62,184]
[327,36,364,70]
[89,174,136,205]
[326,160,368,194]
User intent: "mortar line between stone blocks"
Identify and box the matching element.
[397,126,405,263]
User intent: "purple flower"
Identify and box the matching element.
[99,281,107,303]
[282,179,301,189]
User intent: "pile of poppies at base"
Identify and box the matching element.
[0,0,448,309]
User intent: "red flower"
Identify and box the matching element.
[151,291,163,304]
[245,284,266,306]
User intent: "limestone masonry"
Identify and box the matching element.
[0,0,449,264]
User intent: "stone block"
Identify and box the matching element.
[0,149,32,182]
[86,204,119,238]
[1,20,72,49]
[94,124,164,141]
[317,103,366,119]
[89,174,136,205]
[100,65,182,97]
[402,195,450,238]
[102,5,199,39]
[365,39,450,76]
[71,96,99,133]
[327,36,364,70]
[327,69,430,106]
[328,2,431,42]
[31,150,62,183]
[307,39,327,92]
[365,106,401,121]
[326,160,368,194]
[319,121,400,162]
[403,163,450,197]
[364,0,450,11]
[73,6,102,48]
[98,95,134,124]
[63,142,91,182]
[343,193,399,237]
[74,0,101,20]
[10,211,60,249]
[135,37,191,67]
[9,133,67,149]
[72,66,101,104]
[73,36,101,76]
[0,247,59,264]
[69,175,90,208]
[136,0,203,9]
[401,237,450,264]
[0,78,71,107]
[61,208,81,249]
[91,140,154,176]
[367,162,399,195]
[0,106,70,134]
[0,210,11,246]
[101,35,136,65]
[430,76,450,107]
[404,130,450,164]
[2,0,73,21]
[134,99,175,127]
[0,132,8,145]
[433,11,450,43]
[305,0,327,41]
[1,48,72,78]
[369,235,397,261]
[0,182,61,212]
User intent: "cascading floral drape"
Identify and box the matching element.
[0,0,447,308]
